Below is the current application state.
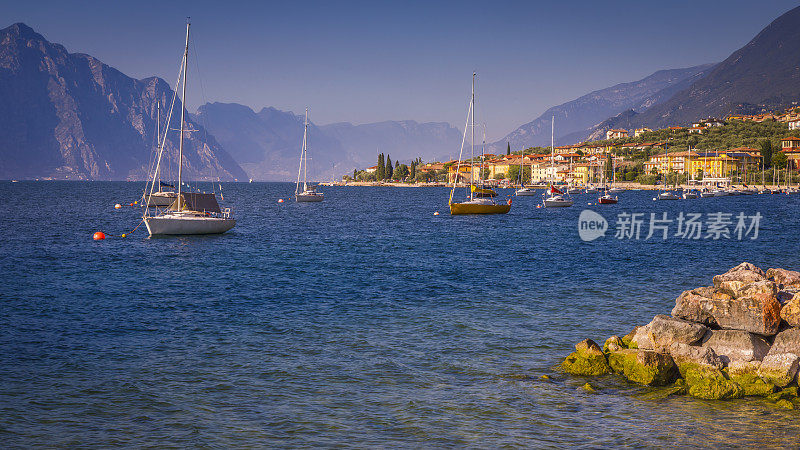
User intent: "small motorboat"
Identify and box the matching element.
[682,190,699,199]
[567,186,582,195]
[713,189,730,197]
[608,187,625,194]
[585,186,598,194]
[654,191,680,200]
[760,188,772,194]
[598,193,618,204]
[543,194,574,208]
[515,187,538,196]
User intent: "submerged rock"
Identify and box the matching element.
[701,329,771,364]
[683,364,744,400]
[562,339,612,376]
[757,353,800,387]
[726,361,776,397]
[581,382,598,393]
[607,349,677,386]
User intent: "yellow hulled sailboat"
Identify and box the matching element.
[449,72,511,215]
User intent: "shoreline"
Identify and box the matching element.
[322,181,794,191]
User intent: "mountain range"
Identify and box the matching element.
[2,5,799,180]
[195,103,463,181]
[0,23,246,181]
[588,5,800,138]
[494,63,715,150]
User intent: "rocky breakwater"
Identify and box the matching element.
[562,263,800,408]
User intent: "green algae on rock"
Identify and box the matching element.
[607,349,676,386]
[562,339,612,376]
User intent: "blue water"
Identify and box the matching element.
[2,181,800,447]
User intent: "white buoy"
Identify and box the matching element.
[114,203,122,209]
[433,211,440,216]
[278,198,284,203]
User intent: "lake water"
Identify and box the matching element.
[2,181,800,447]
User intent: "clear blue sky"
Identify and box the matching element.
[3,0,798,140]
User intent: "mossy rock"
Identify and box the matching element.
[562,351,612,376]
[767,386,799,402]
[728,372,777,397]
[603,335,625,353]
[621,327,639,348]
[581,382,598,393]
[607,349,677,386]
[774,399,794,410]
[684,365,743,400]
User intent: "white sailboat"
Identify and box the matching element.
[295,108,324,202]
[515,148,537,196]
[143,21,235,236]
[543,117,573,208]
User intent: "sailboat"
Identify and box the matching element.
[543,117,573,208]
[449,73,511,215]
[295,108,324,202]
[654,142,680,200]
[683,148,699,198]
[515,149,537,196]
[143,21,235,236]
[597,153,618,204]
[146,103,179,207]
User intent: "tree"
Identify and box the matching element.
[506,142,511,156]
[772,151,788,169]
[410,160,416,179]
[353,169,357,180]
[761,139,773,169]
[377,153,385,180]
[395,164,410,180]
[386,155,393,179]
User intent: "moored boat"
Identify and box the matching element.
[295,108,324,203]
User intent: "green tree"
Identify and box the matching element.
[386,155,393,179]
[352,169,357,180]
[761,139,773,169]
[395,164,410,180]
[506,142,511,156]
[410,160,416,179]
[377,153,385,180]
[773,151,788,169]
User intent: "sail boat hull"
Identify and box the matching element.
[296,193,324,202]
[449,202,510,215]
[145,214,236,236]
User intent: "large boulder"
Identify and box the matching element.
[669,343,724,375]
[701,329,771,364]
[726,361,777,397]
[712,262,766,288]
[719,280,776,299]
[632,315,708,352]
[757,353,800,387]
[767,328,800,356]
[606,349,677,386]
[766,268,800,288]
[683,365,744,400]
[562,339,612,376]
[780,293,800,327]
[709,292,782,336]
[672,287,716,325]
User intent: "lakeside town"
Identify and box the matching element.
[340,107,800,190]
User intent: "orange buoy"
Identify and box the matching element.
[278,198,284,203]
[93,231,106,240]
[507,199,512,205]
[433,211,440,216]
[129,202,134,206]
[114,203,122,209]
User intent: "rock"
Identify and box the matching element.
[669,343,724,375]
[540,374,551,380]
[672,287,716,325]
[726,361,776,397]
[767,386,798,402]
[562,339,612,376]
[701,329,771,364]
[708,292,781,336]
[780,293,800,327]
[757,353,800,387]
[603,335,625,353]
[630,327,653,350]
[766,268,800,288]
[683,364,744,400]
[621,327,639,348]
[606,349,677,386]
[767,328,800,356]
[774,399,795,409]
[581,382,597,393]
[720,280,778,299]
[645,315,708,352]
[712,263,766,288]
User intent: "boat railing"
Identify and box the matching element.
[222,208,232,219]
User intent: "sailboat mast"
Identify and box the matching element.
[470,72,475,200]
[304,108,309,191]
[177,19,190,210]
[550,116,554,185]
[156,102,161,192]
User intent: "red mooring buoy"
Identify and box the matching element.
[93,231,106,241]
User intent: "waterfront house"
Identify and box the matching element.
[781,137,800,171]
[365,165,378,174]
